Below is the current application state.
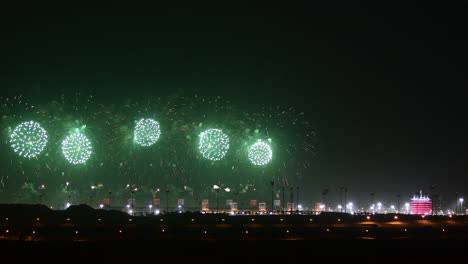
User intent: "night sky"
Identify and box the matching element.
[1,4,467,208]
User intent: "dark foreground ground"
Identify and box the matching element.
[1,204,467,260]
[1,239,467,261]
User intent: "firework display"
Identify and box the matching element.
[248,140,272,166]
[198,128,230,161]
[134,118,161,147]
[10,121,48,158]
[61,131,92,164]
[0,94,315,206]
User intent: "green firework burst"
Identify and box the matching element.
[248,140,272,166]
[198,128,229,161]
[61,132,92,164]
[134,118,161,147]
[10,121,48,158]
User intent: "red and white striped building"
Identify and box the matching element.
[410,191,432,215]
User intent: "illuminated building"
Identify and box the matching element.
[410,191,432,215]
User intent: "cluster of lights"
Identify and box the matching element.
[134,118,161,147]
[10,121,48,158]
[61,132,92,164]
[248,140,273,166]
[198,128,230,161]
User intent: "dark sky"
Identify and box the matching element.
[1,4,467,208]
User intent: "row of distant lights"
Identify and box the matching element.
[61,194,462,216]
[1,216,453,235]
[60,193,463,215]
[2,214,456,239]
[3,212,454,225]
[3,213,454,225]
[2,227,449,235]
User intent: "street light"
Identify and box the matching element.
[89,194,93,207]
[322,189,329,212]
[289,187,294,214]
[213,184,220,214]
[91,184,103,206]
[370,193,375,210]
[233,191,239,211]
[65,182,71,206]
[347,202,353,214]
[270,181,274,213]
[38,184,46,204]
[281,186,285,214]
[193,194,199,211]
[397,194,401,213]
[213,184,230,213]
[224,187,230,212]
[165,188,169,212]
[339,186,344,213]
[108,190,112,209]
[89,185,96,207]
[460,198,464,215]
[296,186,299,214]
[430,185,436,215]
[344,187,348,213]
